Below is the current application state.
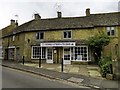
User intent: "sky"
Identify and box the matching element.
[0,0,120,29]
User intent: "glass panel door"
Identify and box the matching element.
[46,48,53,63]
[63,47,71,64]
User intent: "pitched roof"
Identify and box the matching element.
[91,12,119,26]
[13,16,93,33]
[1,24,17,37]
[4,12,120,36]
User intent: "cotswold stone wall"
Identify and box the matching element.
[2,25,119,62]
[0,30,2,59]
[118,26,120,59]
[103,26,119,60]
[0,30,2,46]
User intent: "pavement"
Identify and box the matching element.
[2,60,119,90]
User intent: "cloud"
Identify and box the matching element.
[0,0,119,29]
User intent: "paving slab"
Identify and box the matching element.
[69,67,79,73]
[68,77,84,83]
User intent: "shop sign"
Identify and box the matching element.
[8,46,15,48]
[41,42,75,47]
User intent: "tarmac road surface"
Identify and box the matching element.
[2,66,90,88]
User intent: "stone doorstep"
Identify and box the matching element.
[88,70,101,77]
[21,63,36,66]
[46,68,55,70]
[87,67,99,70]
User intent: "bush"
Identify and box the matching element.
[101,64,110,77]
[98,57,112,77]
[87,34,110,63]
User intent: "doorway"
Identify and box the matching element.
[63,47,71,64]
[16,48,20,62]
[4,49,8,60]
[46,48,53,63]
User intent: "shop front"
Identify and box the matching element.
[41,42,76,64]
[31,42,90,64]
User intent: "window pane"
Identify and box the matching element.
[64,32,67,38]
[107,27,110,30]
[64,31,71,38]
[42,47,46,58]
[32,46,41,59]
[64,48,70,60]
[36,33,39,39]
[74,46,88,61]
[68,31,71,38]
[40,32,44,39]
[107,27,115,36]
[111,27,114,30]
[111,30,115,36]
[107,27,110,36]
[36,32,44,39]
[107,31,110,36]
[12,36,15,41]
[64,55,70,60]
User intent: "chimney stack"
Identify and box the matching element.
[15,20,18,26]
[86,8,90,16]
[34,14,41,20]
[57,11,62,18]
[11,19,16,25]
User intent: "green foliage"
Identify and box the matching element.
[88,34,110,48]
[98,56,112,77]
[87,33,112,77]
[87,34,110,63]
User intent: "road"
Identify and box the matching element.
[2,66,89,88]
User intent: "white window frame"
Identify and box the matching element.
[12,36,15,41]
[46,48,53,60]
[63,30,72,39]
[63,47,71,61]
[63,46,89,62]
[31,46,46,59]
[73,46,89,61]
[36,32,44,40]
[41,47,46,59]
[107,27,115,36]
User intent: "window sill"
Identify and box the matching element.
[31,58,46,59]
[108,36,117,38]
[63,38,72,39]
[35,39,45,41]
[71,60,91,62]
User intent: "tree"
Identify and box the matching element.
[87,34,110,63]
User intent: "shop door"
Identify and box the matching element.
[4,49,8,60]
[16,48,20,62]
[46,48,53,63]
[63,47,71,64]
[8,48,14,60]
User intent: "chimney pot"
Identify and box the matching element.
[34,14,41,20]
[86,8,90,16]
[57,11,62,18]
[11,19,15,25]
